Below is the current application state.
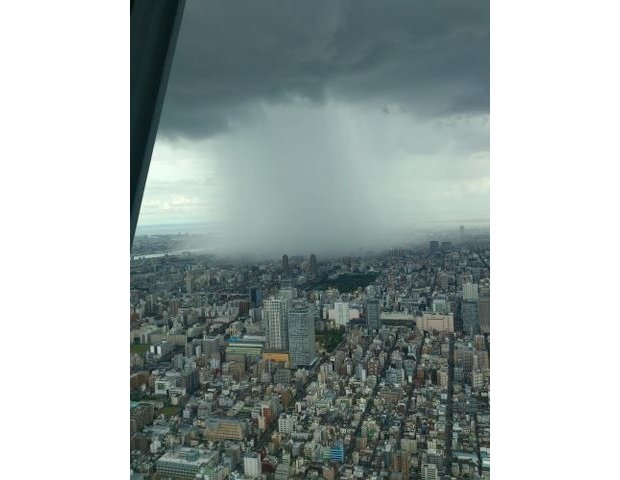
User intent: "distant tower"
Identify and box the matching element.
[366,298,380,330]
[282,254,289,274]
[459,225,465,241]
[309,254,317,275]
[288,300,316,368]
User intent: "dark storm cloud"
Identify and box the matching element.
[159,0,489,140]
[139,0,490,255]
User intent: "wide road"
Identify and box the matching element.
[255,367,319,451]
[444,334,455,473]
[352,332,399,466]
[400,332,425,440]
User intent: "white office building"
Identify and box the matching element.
[278,414,295,434]
[333,301,350,327]
[243,453,261,478]
[421,463,439,480]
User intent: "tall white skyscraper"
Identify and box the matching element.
[264,296,290,350]
[334,301,350,327]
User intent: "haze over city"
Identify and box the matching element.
[130,1,492,479]
[136,0,489,257]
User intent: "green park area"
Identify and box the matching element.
[309,272,378,293]
[130,344,150,356]
[156,406,181,418]
[316,329,345,353]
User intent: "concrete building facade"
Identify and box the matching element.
[287,300,316,368]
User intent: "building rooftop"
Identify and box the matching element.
[156,447,218,467]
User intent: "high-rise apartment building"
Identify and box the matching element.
[366,298,380,330]
[264,297,290,351]
[288,300,316,367]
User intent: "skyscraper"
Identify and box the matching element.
[282,254,289,274]
[366,298,380,330]
[249,286,262,308]
[264,297,290,350]
[479,287,490,334]
[459,225,465,241]
[334,301,350,327]
[462,282,480,335]
[309,254,317,275]
[288,300,316,368]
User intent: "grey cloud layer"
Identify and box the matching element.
[159,0,489,140]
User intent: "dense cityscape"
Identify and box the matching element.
[130,227,490,480]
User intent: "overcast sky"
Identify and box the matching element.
[137,0,489,256]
